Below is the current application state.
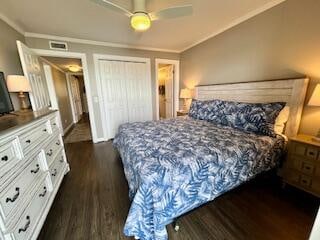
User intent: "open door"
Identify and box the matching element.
[164,65,174,118]
[16,41,51,110]
[68,75,83,123]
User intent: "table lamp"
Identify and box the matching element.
[308,84,320,142]
[180,88,192,111]
[7,75,31,110]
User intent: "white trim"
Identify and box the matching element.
[155,59,180,120]
[32,48,100,143]
[93,53,152,140]
[63,122,74,135]
[180,0,287,52]
[0,13,25,35]
[25,32,180,53]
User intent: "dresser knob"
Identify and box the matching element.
[18,216,31,233]
[31,164,40,174]
[1,156,8,161]
[6,187,20,203]
[43,129,47,132]
[56,141,60,146]
[39,187,47,198]
[51,169,58,177]
[26,140,31,144]
[47,149,53,156]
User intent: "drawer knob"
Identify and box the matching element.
[18,216,31,234]
[39,187,47,198]
[43,129,47,132]
[309,152,315,156]
[53,123,57,126]
[47,149,53,157]
[26,140,31,144]
[1,156,8,161]
[60,157,64,163]
[6,187,20,203]
[56,141,60,146]
[31,164,40,174]
[51,169,58,177]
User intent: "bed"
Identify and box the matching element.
[113,78,309,240]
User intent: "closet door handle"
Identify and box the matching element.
[18,216,31,233]
[31,164,40,174]
[39,187,47,198]
[1,155,8,161]
[6,187,20,203]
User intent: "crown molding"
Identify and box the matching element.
[25,32,180,53]
[179,0,287,52]
[0,13,25,35]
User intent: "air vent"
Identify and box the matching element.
[49,41,68,51]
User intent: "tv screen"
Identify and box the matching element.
[0,72,14,114]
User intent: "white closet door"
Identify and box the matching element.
[125,62,152,122]
[98,59,152,140]
[99,60,129,140]
[17,41,50,110]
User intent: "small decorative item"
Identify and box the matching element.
[7,75,31,111]
[180,88,192,111]
[308,84,320,142]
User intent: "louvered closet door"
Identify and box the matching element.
[99,60,129,139]
[98,59,152,140]
[125,62,152,122]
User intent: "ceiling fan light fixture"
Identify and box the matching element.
[131,12,151,31]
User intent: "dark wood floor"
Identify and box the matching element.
[38,141,319,240]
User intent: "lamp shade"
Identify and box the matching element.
[308,84,320,106]
[7,75,31,93]
[180,88,192,99]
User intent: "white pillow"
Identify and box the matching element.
[274,106,290,135]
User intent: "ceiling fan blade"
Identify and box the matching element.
[91,0,133,17]
[149,4,193,21]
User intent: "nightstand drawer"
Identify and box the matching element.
[306,146,318,160]
[292,142,307,156]
[300,175,312,187]
[301,161,315,175]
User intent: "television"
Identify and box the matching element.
[0,72,14,114]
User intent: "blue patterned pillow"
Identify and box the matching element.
[189,99,285,137]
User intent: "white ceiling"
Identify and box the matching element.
[0,0,285,52]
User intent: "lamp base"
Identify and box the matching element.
[18,91,29,110]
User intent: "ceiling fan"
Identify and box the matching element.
[92,0,193,31]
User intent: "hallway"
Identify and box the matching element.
[64,114,92,143]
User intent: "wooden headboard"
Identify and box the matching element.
[194,78,309,137]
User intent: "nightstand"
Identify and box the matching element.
[177,110,188,116]
[283,135,320,197]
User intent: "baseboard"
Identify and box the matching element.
[63,123,74,136]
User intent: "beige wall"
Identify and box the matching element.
[181,0,320,136]
[0,19,26,110]
[25,37,179,140]
[50,67,73,131]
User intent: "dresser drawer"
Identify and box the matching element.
[44,135,63,167]
[300,161,315,175]
[20,123,50,154]
[0,138,22,179]
[0,153,44,222]
[49,151,66,188]
[50,115,60,133]
[300,175,312,188]
[6,178,50,240]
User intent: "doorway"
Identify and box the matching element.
[155,59,180,120]
[41,56,92,143]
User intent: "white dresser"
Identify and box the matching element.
[0,110,69,240]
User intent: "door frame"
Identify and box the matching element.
[155,59,180,120]
[93,54,152,140]
[32,48,99,143]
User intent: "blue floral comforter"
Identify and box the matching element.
[113,117,285,240]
